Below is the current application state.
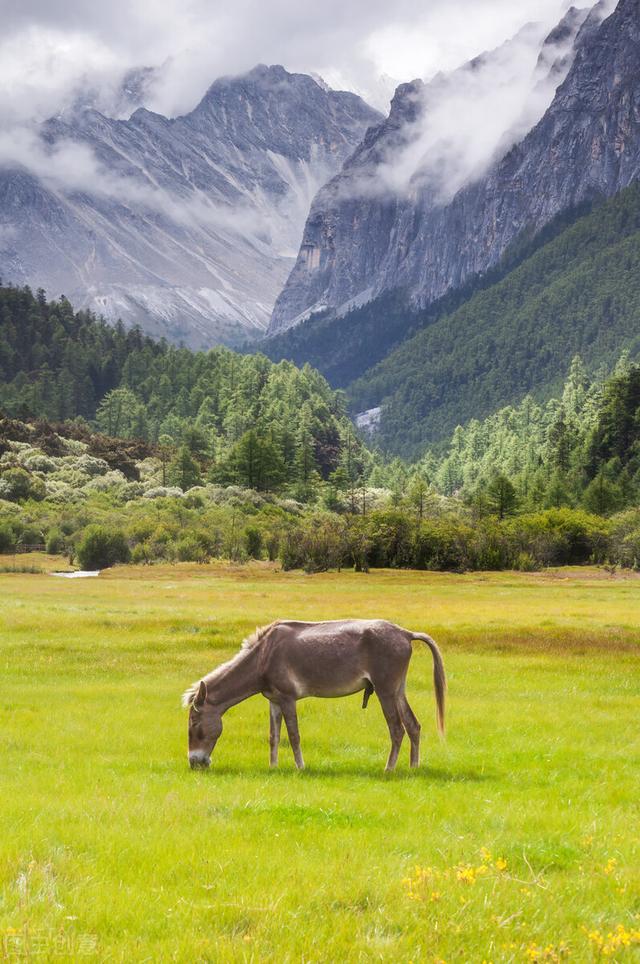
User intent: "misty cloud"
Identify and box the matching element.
[0,127,271,243]
[373,20,578,203]
[0,1,618,252]
[0,0,580,124]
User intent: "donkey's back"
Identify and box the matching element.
[258,619,446,770]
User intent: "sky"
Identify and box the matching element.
[0,0,579,122]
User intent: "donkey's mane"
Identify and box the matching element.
[181,621,280,707]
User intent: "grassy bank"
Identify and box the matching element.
[1,564,639,961]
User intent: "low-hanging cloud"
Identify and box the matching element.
[0,127,273,244]
[0,0,618,246]
[331,0,617,206]
[1,0,581,124]
[374,20,576,203]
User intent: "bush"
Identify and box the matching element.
[77,526,131,570]
[18,525,45,548]
[0,467,46,502]
[245,527,263,559]
[175,534,210,563]
[280,515,348,573]
[131,542,153,564]
[507,508,610,566]
[46,527,66,555]
[366,510,416,568]
[413,518,474,571]
[0,523,14,553]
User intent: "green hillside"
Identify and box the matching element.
[347,183,640,456]
[0,284,367,494]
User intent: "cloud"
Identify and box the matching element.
[0,127,271,243]
[329,3,611,205]
[0,0,581,123]
[0,1,611,244]
[373,21,575,202]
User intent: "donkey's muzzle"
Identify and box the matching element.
[189,752,211,770]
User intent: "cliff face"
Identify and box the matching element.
[0,66,380,347]
[269,0,639,335]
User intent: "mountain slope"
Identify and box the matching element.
[346,183,640,456]
[260,199,595,387]
[0,66,380,348]
[270,0,639,335]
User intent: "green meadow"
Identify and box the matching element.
[1,561,639,962]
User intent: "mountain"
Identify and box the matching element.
[0,66,380,348]
[348,183,640,456]
[269,0,638,334]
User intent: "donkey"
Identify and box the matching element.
[182,619,446,772]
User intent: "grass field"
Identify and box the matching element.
[1,560,639,962]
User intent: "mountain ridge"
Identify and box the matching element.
[269,0,635,335]
[0,65,380,348]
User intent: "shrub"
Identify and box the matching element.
[77,525,131,570]
[281,515,348,573]
[507,508,610,566]
[265,531,280,562]
[18,525,45,548]
[17,450,58,473]
[46,528,66,555]
[513,551,538,572]
[175,534,210,563]
[413,518,474,571]
[245,526,263,560]
[131,542,153,564]
[0,523,14,553]
[143,486,184,500]
[366,510,416,569]
[0,467,46,502]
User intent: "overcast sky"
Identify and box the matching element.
[0,0,580,122]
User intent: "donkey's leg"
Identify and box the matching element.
[281,699,305,770]
[376,690,406,772]
[269,701,283,768]
[399,693,422,768]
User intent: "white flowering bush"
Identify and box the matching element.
[44,479,86,504]
[206,485,265,508]
[58,436,88,455]
[121,482,146,502]
[49,454,110,488]
[83,470,128,492]
[142,486,184,500]
[73,455,111,477]
[16,449,59,474]
[136,457,163,483]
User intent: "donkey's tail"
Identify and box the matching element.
[410,632,446,737]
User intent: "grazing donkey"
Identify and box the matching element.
[182,619,446,771]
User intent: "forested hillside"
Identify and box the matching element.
[260,202,593,388]
[420,354,640,521]
[348,184,640,456]
[0,284,368,496]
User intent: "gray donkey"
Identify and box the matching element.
[183,619,446,771]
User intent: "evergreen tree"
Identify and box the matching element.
[169,446,202,491]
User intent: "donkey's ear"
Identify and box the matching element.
[194,679,207,707]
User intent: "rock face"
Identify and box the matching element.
[269,0,639,334]
[0,66,380,347]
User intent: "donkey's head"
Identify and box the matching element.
[183,680,222,769]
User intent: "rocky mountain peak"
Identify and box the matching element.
[268,0,638,335]
[0,65,380,347]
